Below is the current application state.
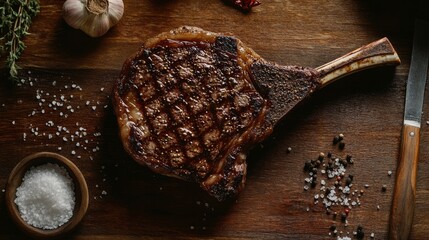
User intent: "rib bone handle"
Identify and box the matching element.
[316,37,400,88]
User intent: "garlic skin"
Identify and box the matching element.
[63,0,124,38]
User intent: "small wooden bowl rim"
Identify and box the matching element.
[5,152,89,239]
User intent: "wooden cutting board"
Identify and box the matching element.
[1,0,428,239]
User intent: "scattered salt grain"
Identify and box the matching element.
[14,163,75,230]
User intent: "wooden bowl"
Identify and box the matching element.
[5,152,89,239]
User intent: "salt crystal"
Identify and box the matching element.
[14,163,75,230]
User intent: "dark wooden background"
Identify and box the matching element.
[1,0,428,239]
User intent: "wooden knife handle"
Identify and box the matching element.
[389,124,420,240]
[316,37,401,88]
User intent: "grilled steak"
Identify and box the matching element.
[112,26,400,201]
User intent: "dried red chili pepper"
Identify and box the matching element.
[226,0,261,11]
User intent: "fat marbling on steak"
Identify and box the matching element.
[112,26,321,201]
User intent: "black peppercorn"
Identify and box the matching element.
[346,177,353,186]
[311,181,317,188]
[315,160,321,167]
[356,225,364,239]
[330,224,337,231]
[341,212,347,222]
[346,154,352,162]
[333,136,340,144]
[304,160,313,172]
[327,152,332,158]
[318,152,325,161]
[382,185,387,192]
[326,209,331,215]
[339,142,345,150]
[312,168,318,175]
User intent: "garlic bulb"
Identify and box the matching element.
[63,0,124,37]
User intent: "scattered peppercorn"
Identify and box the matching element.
[333,136,340,145]
[341,212,347,222]
[327,152,332,158]
[304,160,312,171]
[356,225,364,239]
[330,224,337,231]
[382,185,387,192]
[346,154,352,162]
[318,152,325,161]
[339,142,345,150]
[312,168,318,175]
[346,177,353,186]
[315,160,321,167]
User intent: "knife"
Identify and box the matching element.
[389,18,429,240]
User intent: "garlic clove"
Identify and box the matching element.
[82,14,111,38]
[107,0,124,26]
[63,0,87,30]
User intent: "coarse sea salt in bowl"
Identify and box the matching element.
[5,152,89,239]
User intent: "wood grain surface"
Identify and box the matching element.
[1,0,428,239]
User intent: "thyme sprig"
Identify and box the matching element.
[0,0,40,81]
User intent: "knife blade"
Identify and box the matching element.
[389,19,429,240]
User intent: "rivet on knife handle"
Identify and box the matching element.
[389,19,429,240]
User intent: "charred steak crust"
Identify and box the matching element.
[250,62,320,124]
[112,26,273,200]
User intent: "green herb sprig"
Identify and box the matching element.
[0,0,40,81]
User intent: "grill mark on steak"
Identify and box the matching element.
[113,27,271,200]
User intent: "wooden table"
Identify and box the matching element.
[1,0,428,239]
